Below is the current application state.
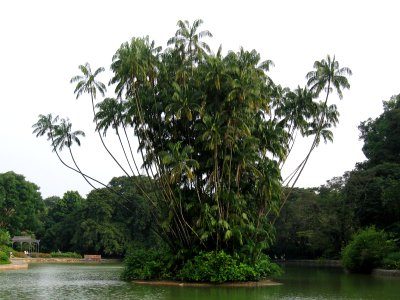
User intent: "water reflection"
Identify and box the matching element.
[0,264,399,300]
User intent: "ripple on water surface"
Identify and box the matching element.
[1,264,400,300]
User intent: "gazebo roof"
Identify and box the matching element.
[11,236,40,243]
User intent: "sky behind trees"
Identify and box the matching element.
[1,0,399,198]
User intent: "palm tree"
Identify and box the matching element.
[70,63,106,109]
[167,19,213,66]
[277,55,352,219]
[303,54,352,159]
[160,142,199,185]
[306,55,352,101]
[110,36,161,99]
[277,86,317,168]
[95,97,140,175]
[110,36,168,192]
[33,116,139,203]
[32,113,59,141]
[70,62,131,177]
[51,118,96,189]
[165,82,201,122]
[203,46,225,92]
[33,115,102,188]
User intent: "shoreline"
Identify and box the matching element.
[0,261,28,271]
[1,257,121,272]
[9,257,121,264]
[276,259,341,267]
[132,279,282,287]
[277,259,400,277]
[3,258,399,278]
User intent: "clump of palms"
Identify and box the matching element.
[33,20,352,268]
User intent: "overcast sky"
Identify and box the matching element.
[1,0,399,198]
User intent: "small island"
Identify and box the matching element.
[1,19,398,288]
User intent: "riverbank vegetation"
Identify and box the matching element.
[0,20,398,279]
[0,229,10,264]
[342,227,396,273]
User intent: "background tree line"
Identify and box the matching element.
[0,173,159,257]
[271,94,400,259]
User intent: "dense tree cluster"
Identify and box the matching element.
[0,171,44,237]
[33,20,350,267]
[346,94,400,233]
[39,176,158,256]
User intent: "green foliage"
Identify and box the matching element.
[73,176,160,257]
[342,227,396,273]
[272,179,353,259]
[359,94,400,166]
[122,248,281,282]
[0,245,15,261]
[104,20,346,259]
[335,94,400,255]
[0,228,11,245]
[382,252,400,270]
[178,251,281,283]
[0,251,10,264]
[0,171,44,236]
[50,251,82,258]
[38,176,160,257]
[40,191,83,252]
[344,163,400,233]
[121,246,172,280]
[0,245,13,254]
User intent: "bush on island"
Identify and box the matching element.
[122,246,281,282]
[178,251,281,283]
[122,246,172,280]
[342,226,396,273]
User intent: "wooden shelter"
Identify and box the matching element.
[11,236,40,254]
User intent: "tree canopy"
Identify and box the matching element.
[343,94,400,234]
[0,171,44,236]
[359,94,400,166]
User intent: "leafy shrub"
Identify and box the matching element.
[50,251,82,258]
[0,229,11,245]
[342,227,396,273]
[122,247,172,280]
[383,252,400,270]
[122,246,281,282]
[253,254,283,279]
[0,251,10,264]
[0,245,13,254]
[178,251,281,283]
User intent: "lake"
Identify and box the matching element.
[0,263,399,299]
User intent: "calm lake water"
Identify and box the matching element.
[0,263,399,299]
